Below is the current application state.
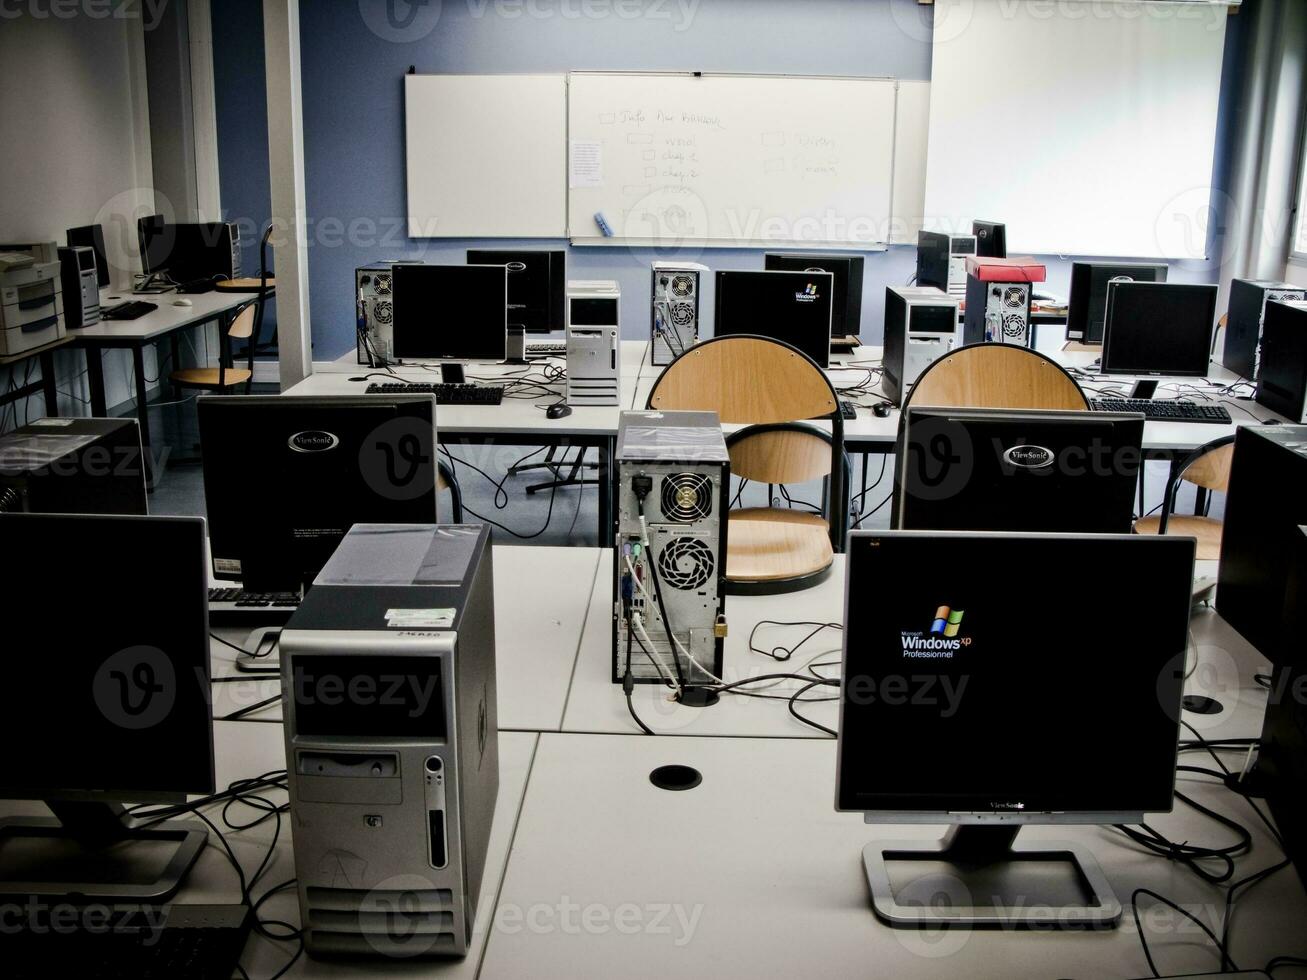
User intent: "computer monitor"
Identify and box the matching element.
[972,220,1007,259]
[198,394,440,592]
[66,223,110,288]
[837,530,1193,928]
[466,249,565,334]
[1067,261,1168,343]
[895,407,1143,533]
[137,213,169,276]
[1100,282,1217,379]
[391,264,508,361]
[763,252,865,339]
[0,512,214,901]
[713,269,834,369]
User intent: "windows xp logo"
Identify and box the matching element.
[930,606,965,638]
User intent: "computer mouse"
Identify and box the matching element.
[172,298,193,307]
[873,402,892,418]
[546,403,572,420]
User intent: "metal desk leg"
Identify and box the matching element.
[132,346,157,488]
[39,349,58,417]
[86,346,108,416]
[170,333,182,400]
[597,436,614,547]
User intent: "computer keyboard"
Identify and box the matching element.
[839,400,859,420]
[174,279,216,294]
[365,382,505,405]
[101,301,157,321]
[4,903,252,980]
[526,342,567,357]
[1089,398,1233,424]
[209,586,301,624]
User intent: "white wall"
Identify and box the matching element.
[0,9,159,424]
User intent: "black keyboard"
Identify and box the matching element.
[101,301,157,321]
[174,279,216,294]
[839,400,859,420]
[3,903,252,980]
[1089,398,1233,424]
[365,382,505,405]
[209,586,301,624]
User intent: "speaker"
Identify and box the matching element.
[650,262,705,366]
[355,264,395,365]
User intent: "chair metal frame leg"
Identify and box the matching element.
[525,445,600,495]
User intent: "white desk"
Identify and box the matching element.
[209,545,601,732]
[481,730,1302,979]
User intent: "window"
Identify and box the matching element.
[1294,113,1307,259]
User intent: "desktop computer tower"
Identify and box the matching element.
[566,280,620,406]
[1217,423,1307,659]
[764,252,865,343]
[280,524,498,959]
[355,263,395,365]
[881,286,959,406]
[961,258,1044,347]
[1254,300,1307,424]
[916,231,976,302]
[650,262,706,366]
[1223,278,1305,380]
[0,417,146,515]
[58,245,100,328]
[613,411,729,687]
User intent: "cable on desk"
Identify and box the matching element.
[220,692,283,722]
[440,445,569,541]
[747,620,843,662]
[1131,887,1238,978]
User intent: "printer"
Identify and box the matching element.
[0,242,65,357]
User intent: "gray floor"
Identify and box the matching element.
[141,390,892,544]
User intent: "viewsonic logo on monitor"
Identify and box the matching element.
[505,262,527,273]
[288,431,341,453]
[1002,445,1056,469]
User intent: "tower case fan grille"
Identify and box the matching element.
[656,537,715,591]
[661,473,713,522]
[671,275,695,297]
[373,300,393,324]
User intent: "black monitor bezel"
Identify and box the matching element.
[465,248,565,334]
[1100,281,1217,378]
[391,263,509,361]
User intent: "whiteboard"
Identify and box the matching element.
[405,74,567,238]
[567,72,898,248]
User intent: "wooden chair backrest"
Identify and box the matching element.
[1180,442,1234,493]
[228,303,257,341]
[907,344,1088,411]
[729,426,832,485]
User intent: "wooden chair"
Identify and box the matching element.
[1134,435,1234,561]
[905,342,1089,411]
[646,335,845,594]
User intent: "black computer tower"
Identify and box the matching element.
[0,418,147,515]
[1217,424,1307,659]
[1224,279,1306,380]
[764,253,865,340]
[1255,301,1307,424]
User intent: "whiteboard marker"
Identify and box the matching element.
[594,212,614,237]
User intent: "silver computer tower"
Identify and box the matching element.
[355,264,394,366]
[650,262,706,366]
[281,524,498,959]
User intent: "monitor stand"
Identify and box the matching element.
[1129,379,1159,399]
[0,801,206,902]
[504,325,529,365]
[862,825,1122,929]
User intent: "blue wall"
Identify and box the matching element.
[290,0,1245,360]
[211,0,276,337]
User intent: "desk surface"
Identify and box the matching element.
[70,289,250,344]
[208,545,601,732]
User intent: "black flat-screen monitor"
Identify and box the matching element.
[0,513,214,803]
[972,220,1007,259]
[1100,282,1217,378]
[1067,261,1168,343]
[392,264,508,361]
[66,224,110,288]
[137,213,169,275]
[466,249,565,334]
[763,252,865,339]
[837,530,1191,818]
[713,269,834,368]
[895,407,1144,533]
[198,394,439,591]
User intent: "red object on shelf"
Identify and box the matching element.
[965,256,1047,283]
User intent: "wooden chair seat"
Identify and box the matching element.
[1135,514,1224,561]
[170,367,253,388]
[726,508,834,585]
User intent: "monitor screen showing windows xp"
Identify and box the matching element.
[391,264,508,361]
[1101,282,1217,378]
[836,530,1192,819]
[66,224,110,288]
[714,269,834,368]
[764,252,864,338]
[198,394,439,592]
[1067,261,1168,343]
[895,407,1144,533]
[0,513,214,803]
[466,249,565,334]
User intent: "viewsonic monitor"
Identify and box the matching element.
[466,249,565,334]
[895,407,1144,533]
[837,531,1194,928]
[198,394,439,592]
[1100,282,1217,378]
[713,269,834,368]
[0,513,214,901]
[1067,261,1168,343]
[66,223,110,287]
[391,264,508,361]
